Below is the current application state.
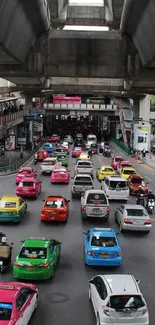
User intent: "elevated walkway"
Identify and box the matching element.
[118,105,133,147]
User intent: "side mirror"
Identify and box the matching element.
[83,231,87,234]
[116,232,120,236]
[136,279,141,284]
[39,181,42,183]
[42,199,45,202]
[20,240,24,243]
[11,242,14,245]
[88,280,94,284]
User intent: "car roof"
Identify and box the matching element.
[102,274,139,294]
[113,156,123,158]
[75,174,92,177]
[123,204,145,210]
[105,175,127,181]
[121,161,131,164]
[18,167,32,171]
[90,228,116,238]
[20,177,36,181]
[77,160,92,163]
[24,237,51,248]
[74,147,82,150]
[53,167,67,171]
[43,157,57,161]
[85,189,106,194]
[100,165,113,168]
[0,283,24,302]
[1,196,19,202]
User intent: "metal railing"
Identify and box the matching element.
[0,142,44,174]
[44,103,118,111]
[0,109,28,126]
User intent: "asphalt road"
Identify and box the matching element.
[0,144,155,325]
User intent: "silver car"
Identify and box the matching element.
[71,174,94,198]
[75,160,94,178]
[89,274,149,325]
[81,189,110,220]
[115,204,152,234]
[64,135,73,144]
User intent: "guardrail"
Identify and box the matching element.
[0,109,28,126]
[44,103,118,111]
[0,142,43,175]
[111,136,130,154]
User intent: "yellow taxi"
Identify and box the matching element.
[0,196,27,223]
[77,152,91,161]
[120,167,137,179]
[96,165,115,181]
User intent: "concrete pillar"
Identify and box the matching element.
[25,95,32,109]
[133,97,140,119]
[134,95,151,121]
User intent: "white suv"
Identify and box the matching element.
[89,274,149,325]
[41,157,61,174]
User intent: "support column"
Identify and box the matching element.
[134,95,151,121]
[133,97,140,119]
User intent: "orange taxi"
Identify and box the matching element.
[41,196,70,223]
[37,149,49,161]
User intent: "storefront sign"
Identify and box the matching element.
[5,135,16,151]
[17,138,26,145]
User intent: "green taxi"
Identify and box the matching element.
[13,237,61,280]
[0,196,27,223]
[56,153,68,167]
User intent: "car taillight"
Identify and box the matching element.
[87,251,96,256]
[14,262,23,267]
[91,169,93,172]
[144,220,152,225]
[82,207,86,212]
[38,263,50,268]
[106,207,110,213]
[124,218,133,224]
[41,165,43,169]
[142,306,148,315]
[75,169,78,173]
[73,185,75,191]
[103,306,110,316]
[114,252,121,257]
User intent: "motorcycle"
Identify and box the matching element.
[33,157,38,164]
[0,243,14,273]
[147,199,155,214]
[136,194,145,207]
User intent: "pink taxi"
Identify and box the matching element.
[111,156,124,170]
[51,166,70,184]
[15,167,37,185]
[117,160,133,174]
[61,142,70,155]
[16,177,42,198]
[72,147,82,157]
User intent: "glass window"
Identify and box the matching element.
[19,170,31,174]
[138,136,144,143]
[20,182,35,187]
[87,193,107,204]
[109,181,128,189]
[91,236,117,247]
[0,303,12,320]
[78,162,91,166]
[115,158,123,162]
[123,170,136,175]
[108,295,145,309]
[103,168,113,172]
[44,200,64,208]
[126,209,144,216]
[0,201,17,208]
[131,178,142,184]
[19,247,47,259]
[53,170,66,174]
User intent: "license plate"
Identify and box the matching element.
[27,266,34,270]
[116,188,121,191]
[0,261,3,265]
[134,220,143,224]
[119,312,131,316]
[101,253,109,258]
[51,211,56,214]
[50,217,55,220]
[92,210,101,214]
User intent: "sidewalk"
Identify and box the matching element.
[0,151,27,167]
[141,153,155,170]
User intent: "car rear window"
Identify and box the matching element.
[44,200,64,208]
[0,303,12,320]
[19,182,35,187]
[87,193,107,204]
[102,168,113,172]
[131,178,142,184]
[58,155,66,159]
[78,162,91,166]
[42,160,56,165]
[19,170,31,174]
[56,149,66,152]
[91,236,117,247]
[108,295,145,309]
[115,157,123,162]
[0,201,17,208]
[19,247,47,259]
[53,170,66,174]
[126,209,144,216]
[109,181,128,189]
[123,170,135,175]
[75,176,92,184]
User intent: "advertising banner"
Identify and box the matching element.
[133,124,150,151]
[5,135,16,151]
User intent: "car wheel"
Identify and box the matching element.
[120,223,124,233]
[96,313,100,325]
[88,288,92,301]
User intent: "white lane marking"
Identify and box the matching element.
[145,176,151,182]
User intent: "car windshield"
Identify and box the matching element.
[19,247,47,259]
[0,201,17,208]
[88,137,96,141]
[18,170,31,174]
[123,170,135,175]
[0,303,12,320]
[91,236,117,247]
[122,164,131,168]
[75,148,81,151]
[126,209,145,216]
[87,193,107,204]
[19,182,35,187]
[109,181,128,189]
[131,178,142,184]
[102,168,113,172]
[44,200,64,208]
[58,156,66,159]
[56,149,66,152]
[45,144,50,147]
[42,160,56,165]
[115,157,123,162]
[78,162,91,166]
[108,295,145,310]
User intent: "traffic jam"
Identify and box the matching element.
[0,128,153,325]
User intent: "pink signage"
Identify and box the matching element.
[53,96,81,104]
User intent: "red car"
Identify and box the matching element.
[111,156,124,169]
[0,281,38,324]
[117,160,133,174]
[41,196,70,222]
[37,149,48,161]
[48,134,59,142]
[51,166,70,184]
[128,175,148,195]
[15,167,37,185]
[72,147,82,157]
[16,177,42,198]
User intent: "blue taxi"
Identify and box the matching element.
[43,143,53,153]
[83,228,122,266]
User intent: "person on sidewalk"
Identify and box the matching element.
[142,148,146,158]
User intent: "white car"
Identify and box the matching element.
[41,157,61,174]
[89,274,149,325]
